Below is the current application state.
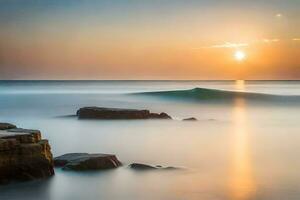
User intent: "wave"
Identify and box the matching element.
[133,87,300,103]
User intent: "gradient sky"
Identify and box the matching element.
[0,0,299,80]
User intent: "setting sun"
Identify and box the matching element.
[234,50,246,61]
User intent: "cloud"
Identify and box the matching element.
[195,42,249,49]
[262,38,280,43]
[193,38,298,50]
[210,42,249,48]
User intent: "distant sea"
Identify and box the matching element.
[0,80,300,200]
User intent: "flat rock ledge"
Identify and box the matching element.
[54,153,122,171]
[129,163,179,171]
[0,123,54,184]
[77,107,172,120]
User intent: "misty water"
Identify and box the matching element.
[0,80,300,200]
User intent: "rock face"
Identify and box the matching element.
[77,107,172,120]
[183,117,197,121]
[129,163,179,171]
[54,153,122,171]
[0,124,54,184]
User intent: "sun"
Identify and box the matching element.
[234,50,246,61]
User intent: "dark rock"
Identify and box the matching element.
[149,112,171,119]
[163,166,178,170]
[129,163,157,170]
[129,163,180,171]
[54,153,122,171]
[183,117,197,121]
[0,124,54,184]
[76,107,172,120]
[0,123,17,130]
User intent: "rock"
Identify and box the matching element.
[164,166,178,170]
[129,163,157,170]
[54,153,122,171]
[183,117,197,121]
[0,123,17,130]
[0,124,54,184]
[76,107,172,120]
[129,163,179,171]
[149,112,171,119]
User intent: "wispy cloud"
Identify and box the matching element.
[262,38,280,43]
[210,42,249,48]
[195,42,249,49]
[193,37,300,50]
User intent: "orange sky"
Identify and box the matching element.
[0,0,299,80]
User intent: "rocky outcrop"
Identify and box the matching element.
[54,153,122,171]
[0,122,17,130]
[0,124,54,184]
[183,117,197,121]
[76,107,172,120]
[129,163,179,171]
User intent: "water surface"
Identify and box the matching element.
[0,80,299,200]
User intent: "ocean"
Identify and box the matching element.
[0,80,300,200]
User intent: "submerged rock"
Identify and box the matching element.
[76,107,172,120]
[129,163,157,170]
[54,153,122,171]
[0,124,54,184]
[129,163,179,171]
[183,117,197,121]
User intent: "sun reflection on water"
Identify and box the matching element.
[229,80,256,200]
[235,80,245,91]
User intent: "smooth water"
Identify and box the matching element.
[0,80,300,200]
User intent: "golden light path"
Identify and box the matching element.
[229,80,256,200]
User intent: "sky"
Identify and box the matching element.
[0,0,299,80]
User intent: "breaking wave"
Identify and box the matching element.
[134,87,300,103]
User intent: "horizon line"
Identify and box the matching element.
[0,79,300,82]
